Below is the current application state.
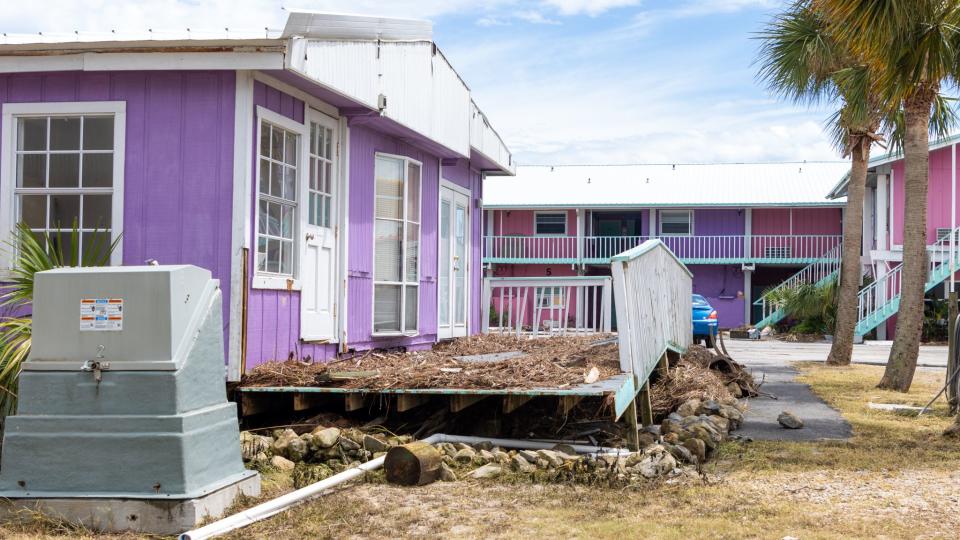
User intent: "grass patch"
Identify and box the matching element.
[5,363,960,539]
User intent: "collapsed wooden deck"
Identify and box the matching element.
[238,371,638,423]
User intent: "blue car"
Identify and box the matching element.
[692,294,718,347]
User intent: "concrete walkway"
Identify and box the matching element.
[723,339,947,441]
[722,339,855,441]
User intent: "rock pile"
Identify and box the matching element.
[240,427,409,488]
[658,397,746,462]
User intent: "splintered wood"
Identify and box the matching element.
[241,334,621,390]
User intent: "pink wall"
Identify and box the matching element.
[752,207,842,235]
[890,145,955,245]
[492,209,577,237]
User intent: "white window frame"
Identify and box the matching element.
[659,209,694,237]
[0,101,126,273]
[534,211,567,236]
[372,152,422,337]
[252,105,308,290]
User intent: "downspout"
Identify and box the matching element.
[179,434,624,540]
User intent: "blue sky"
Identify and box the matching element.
[0,0,840,165]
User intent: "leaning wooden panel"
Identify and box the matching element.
[611,240,693,387]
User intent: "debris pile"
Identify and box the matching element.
[242,334,621,390]
[650,345,758,417]
[658,397,746,461]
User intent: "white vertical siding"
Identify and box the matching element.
[290,38,510,173]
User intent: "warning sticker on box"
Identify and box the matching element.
[80,298,123,331]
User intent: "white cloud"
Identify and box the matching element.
[540,0,642,16]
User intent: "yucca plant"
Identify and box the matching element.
[0,221,120,419]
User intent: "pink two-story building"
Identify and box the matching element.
[484,162,848,329]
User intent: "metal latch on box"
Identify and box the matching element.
[81,346,110,383]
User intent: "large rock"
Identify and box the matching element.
[272,428,299,456]
[697,400,722,416]
[240,431,272,461]
[778,411,804,429]
[362,434,391,453]
[511,453,536,473]
[536,449,564,467]
[311,427,341,449]
[454,448,477,464]
[468,463,503,479]
[271,455,296,471]
[286,437,309,462]
[664,443,696,465]
[709,415,730,434]
[518,449,539,463]
[439,462,458,482]
[677,398,701,417]
[682,438,706,463]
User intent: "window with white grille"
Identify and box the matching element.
[2,102,125,268]
[257,119,299,276]
[373,154,421,335]
[659,210,692,236]
[535,212,566,235]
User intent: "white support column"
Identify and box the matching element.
[888,168,895,249]
[863,186,875,258]
[951,143,956,292]
[743,268,752,326]
[576,208,585,266]
[876,173,889,251]
[744,208,752,259]
[648,209,657,238]
[485,209,494,277]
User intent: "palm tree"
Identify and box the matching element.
[0,223,120,419]
[813,0,960,391]
[756,1,881,366]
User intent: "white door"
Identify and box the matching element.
[438,184,470,339]
[300,110,338,341]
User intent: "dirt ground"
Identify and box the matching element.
[4,363,960,539]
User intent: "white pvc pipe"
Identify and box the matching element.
[178,434,617,540]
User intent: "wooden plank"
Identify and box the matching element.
[637,380,654,426]
[502,395,533,414]
[559,395,583,415]
[449,394,486,412]
[624,399,640,451]
[240,393,269,416]
[396,394,430,412]
[344,393,367,412]
[293,393,324,412]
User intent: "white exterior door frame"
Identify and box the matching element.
[300,107,340,342]
[438,179,471,339]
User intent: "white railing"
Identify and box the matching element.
[857,227,960,329]
[483,234,842,263]
[481,276,612,337]
[611,240,693,385]
[755,244,842,325]
[484,235,579,261]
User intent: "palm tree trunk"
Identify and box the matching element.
[879,94,932,391]
[826,135,870,365]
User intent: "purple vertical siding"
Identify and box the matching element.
[0,70,236,356]
[244,81,338,366]
[346,121,441,350]
[691,264,745,328]
[693,209,744,235]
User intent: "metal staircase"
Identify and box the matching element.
[754,245,841,329]
[855,227,960,336]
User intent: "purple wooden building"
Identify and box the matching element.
[483,163,847,329]
[0,12,514,381]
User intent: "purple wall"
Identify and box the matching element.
[345,121,441,351]
[0,70,236,351]
[691,264,745,328]
[694,208,744,235]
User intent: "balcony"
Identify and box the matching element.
[483,234,843,265]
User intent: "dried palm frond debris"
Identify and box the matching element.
[649,345,758,418]
[242,334,622,390]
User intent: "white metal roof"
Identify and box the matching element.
[484,162,850,208]
[0,11,513,175]
[281,11,433,41]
